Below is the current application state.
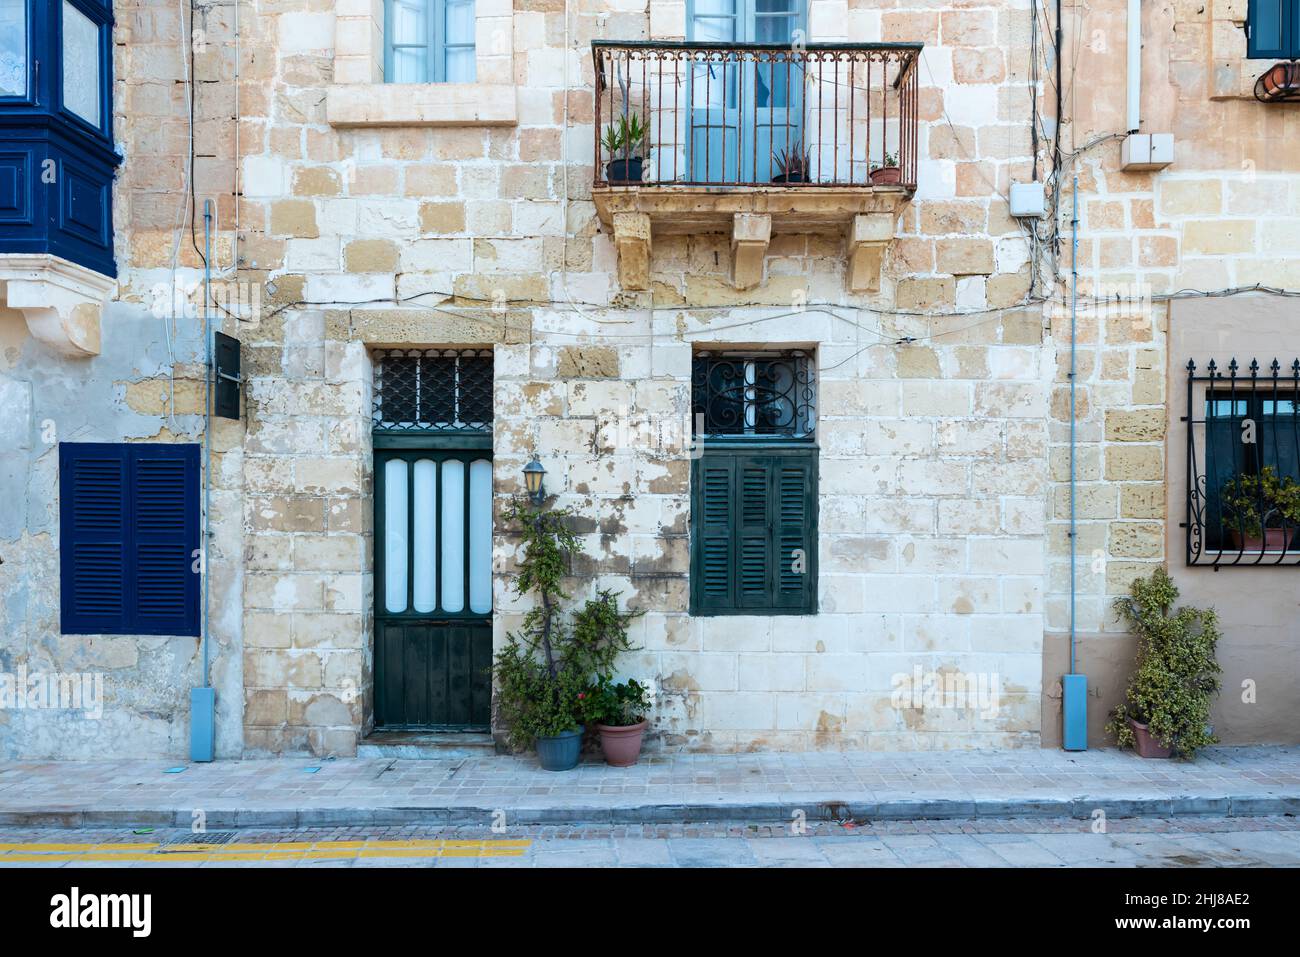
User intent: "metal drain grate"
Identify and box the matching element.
[160,831,236,851]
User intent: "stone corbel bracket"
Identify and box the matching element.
[593,186,910,293]
[848,212,896,293]
[0,255,117,357]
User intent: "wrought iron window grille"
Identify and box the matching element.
[692,350,815,440]
[372,349,493,433]
[1184,357,1300,567]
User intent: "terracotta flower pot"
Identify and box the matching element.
[1227,528,1292,552]
[596,719,648,767]
[1127,718,1173,759]
[869,166,902,186]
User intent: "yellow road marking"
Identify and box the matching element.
[0,838,531,864]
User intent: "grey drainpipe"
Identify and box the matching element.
[191,200,216,762]
[1062,176,1087,750]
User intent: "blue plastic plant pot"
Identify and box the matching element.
[535,726,584,771]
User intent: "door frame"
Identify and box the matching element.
[372,433,493,730]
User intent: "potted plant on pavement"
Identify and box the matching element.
[870,150,901,186]
[581,675,653,767]
[602,113,648,184]
[1108,567,1222,759]
[771,142,810,184]
[1219,465,1300,552]
[493,500,642,771]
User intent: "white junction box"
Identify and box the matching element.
[1121,132,1174,171]
[1009,181,1046,218]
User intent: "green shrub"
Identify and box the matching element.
[1108,567,1222,758]
[579,675,653,728]
[492,499,642,749]
[1220,465,1300,538]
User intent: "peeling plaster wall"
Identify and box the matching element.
[0,304,244,759]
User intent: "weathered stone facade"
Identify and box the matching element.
[2,0,1297,758]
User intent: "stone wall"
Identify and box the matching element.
[1040,0,1300,743]
[4,0,1298,758]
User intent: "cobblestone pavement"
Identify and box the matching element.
[2,817,1299,867]
[3,747,1300,827]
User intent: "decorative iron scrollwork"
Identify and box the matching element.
[692,351,815,439]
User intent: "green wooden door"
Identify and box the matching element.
[374,447,493,729]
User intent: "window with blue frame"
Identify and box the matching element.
[0,0,119,277]
[1249,0,1300,59]
[385,0,476,83]
[0,0,26,97]
[60,443,201,637]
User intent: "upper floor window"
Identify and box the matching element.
[61,0,101,125]
[0,0,25,97]
[0,0,118,277]
[1248,0,1300,59]
[385,0,476,83]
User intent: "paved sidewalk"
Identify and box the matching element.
[4,817,1299,867]
[1,746,1298,828]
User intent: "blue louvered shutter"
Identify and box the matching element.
[131,446,200,636]
[60,443,200,636]
[1249,0,1300,59]
[60,444,129,634]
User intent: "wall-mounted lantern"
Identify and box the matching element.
[522,457,547,505]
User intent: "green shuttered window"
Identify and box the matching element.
[691,447,817,615]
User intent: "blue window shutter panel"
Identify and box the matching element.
[1248,0,1299,58]
[130,445,201,637]
[60,443,128,634]
[60,443,200,636]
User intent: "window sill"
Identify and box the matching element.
[325,83,518,128]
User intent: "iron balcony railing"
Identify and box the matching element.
[1184,358,1300,567]
[593,41,921,190]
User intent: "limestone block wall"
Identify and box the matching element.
[10,0,1298,758]
[1040,0,1300,744]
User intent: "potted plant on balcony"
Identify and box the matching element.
[870,150,901,186]
[771,142,810,184]
[1108,568,1222,759]
[581,675,653,767]
[1220,465,1300,552]
[493,500,643,770]
[602,113,648,184]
